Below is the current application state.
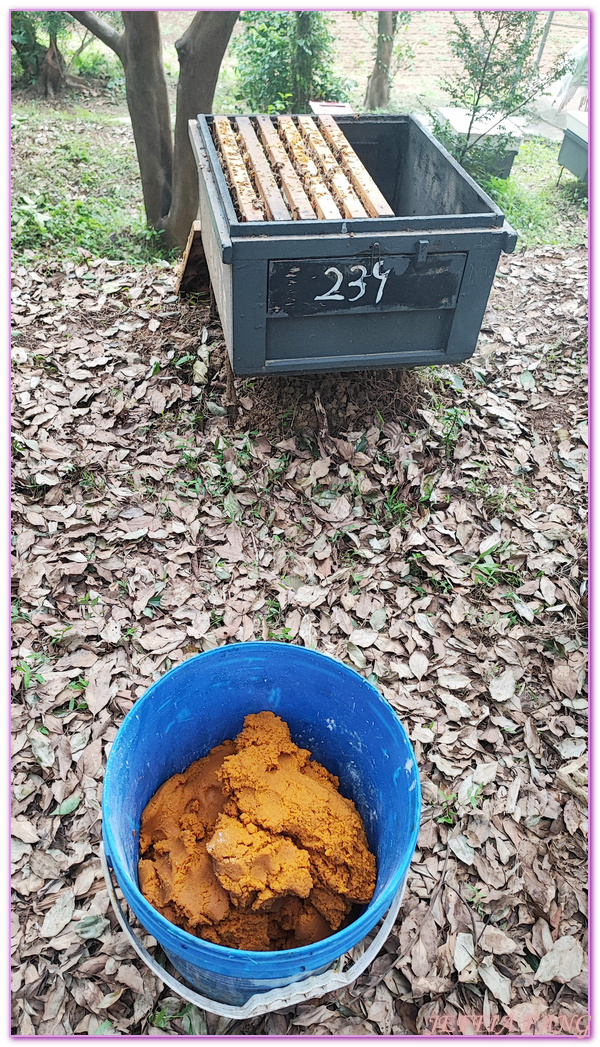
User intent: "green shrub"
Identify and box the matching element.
[11,11,73,83]
[11,12,47,82]
[429,12,571,179]
[231,11,353,113]
[71,46,123,81]
[11,48,25,84]
[435,126,517,183]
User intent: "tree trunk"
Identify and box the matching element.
[534,11,553,72]
[69,10,172,227]
[37,35,65,98]
[163,11,238,250]
[121,13,173,229]
[69,10,239,250]
[364,12,396,111]
[292,12,314,113]
[512,11,537,89]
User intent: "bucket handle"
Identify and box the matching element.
[100,844,406,1021]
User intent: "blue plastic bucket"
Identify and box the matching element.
[102,642,421,1007]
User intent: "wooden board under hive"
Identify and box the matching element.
[211,114,395,224]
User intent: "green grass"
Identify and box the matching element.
[382,485,411,523]
[483,137,587,248]
[11,104,168,264]
[212,64,245,114]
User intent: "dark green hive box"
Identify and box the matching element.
[189,114,517,377]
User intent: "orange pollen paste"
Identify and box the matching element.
[138,710,377,951]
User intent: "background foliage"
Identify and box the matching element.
[430,12,570,181]
[231,11,353,114]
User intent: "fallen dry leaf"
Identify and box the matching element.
[534,935,584,984]
[40,891,75,938]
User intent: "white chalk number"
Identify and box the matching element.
[314,261,390,304]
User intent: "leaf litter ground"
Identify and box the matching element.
[11,242,587,1035]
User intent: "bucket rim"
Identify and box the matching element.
[102,641,422,964]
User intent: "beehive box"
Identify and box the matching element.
[187,114,517,377]
[558,112,588,183]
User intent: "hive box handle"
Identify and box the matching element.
[501,221,518,254]
[414,239,430,267]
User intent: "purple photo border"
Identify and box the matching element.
[7,2,591,1043]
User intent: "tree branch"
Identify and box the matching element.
[461,13,505,162]
[464,67,567,154]
[66,29,93,74]
[68,11,124,61]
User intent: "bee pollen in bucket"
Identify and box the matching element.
[138,710,377,951]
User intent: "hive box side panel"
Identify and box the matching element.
[444,239,503,360]
[228,226,508,375]
[199,193,233,350]
[335,116,405,218]
[264,310,453,370]
[558,129,588,182]
[398,119,496,219]
[336,115,498,221]
[231,259,269,375]
[191,119,234,351]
